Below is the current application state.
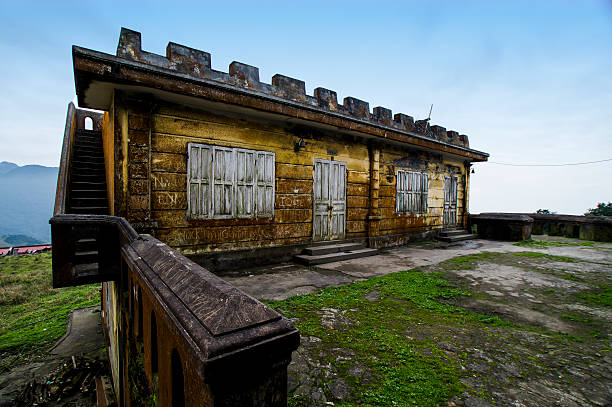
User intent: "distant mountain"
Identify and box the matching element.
[0,161,18,175]
[0,162,58,243]
[0,234,44,248]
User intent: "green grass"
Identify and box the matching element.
[437,251,577,273]
[560,312,595,325]
[511,251,577,263]
[575,287,612,308]
[0,252,100,372]
[514,239,594,249]
[269,269,513,406]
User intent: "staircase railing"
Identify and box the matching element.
[54,102,77,215]
[50,214,299,405]
[51,105,299,406]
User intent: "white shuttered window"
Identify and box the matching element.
[396,170,428,214]
[188,143,275,219]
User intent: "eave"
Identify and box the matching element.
[73,45,489,163]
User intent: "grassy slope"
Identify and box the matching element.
[269,251,610,407]
[0,252,100,372]
[270,269,510,406]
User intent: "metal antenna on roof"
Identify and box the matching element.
[425,104,433,122]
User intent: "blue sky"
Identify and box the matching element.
[1,0,611,214]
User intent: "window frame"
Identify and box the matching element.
[187,143,275,219]
[396,169,429,214]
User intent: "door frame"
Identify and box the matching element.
[443,175,458,227]
[312,158,347,241]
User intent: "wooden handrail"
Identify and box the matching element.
[54,102,77,215]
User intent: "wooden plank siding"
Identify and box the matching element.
[115,97,469,254]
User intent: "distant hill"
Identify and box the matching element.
[0,162,58,243]
[0,161,18,175]
[0,234,44,248]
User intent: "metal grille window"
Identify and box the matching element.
[396,170,428,214]
[187,143,275,219]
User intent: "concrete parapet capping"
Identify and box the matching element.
[114,27,470,149]
[469,213,612,242]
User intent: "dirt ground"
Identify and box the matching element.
[0,307,111,407]
[2,236,610,406]
[223,236,612,406]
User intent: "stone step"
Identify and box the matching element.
[71,189,107,198]
[69,206,109,215]
[71,174,106,182]
[75,250,98,264]
[76,238,97,252]
[294,247,378,265]
[439,229,469,237]
[70,197,108,207]
[303,242,364,256]
[75,262,98,277]
[438,233,478,243]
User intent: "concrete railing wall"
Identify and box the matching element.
[524,213,612,242]
[469,213,612,242]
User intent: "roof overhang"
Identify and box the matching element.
[73,45,489,163]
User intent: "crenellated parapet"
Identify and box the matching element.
[115,28,470,148]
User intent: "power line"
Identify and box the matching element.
[486,158,612,167]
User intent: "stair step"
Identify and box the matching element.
[439,229,469,237]
[76,238,97,252]
[71,174,106,181]
[75,250,98,263]
[438,234,478,243]
[75,262,99,277]
[70,198,108,206]
[76,129,101,135]
[73,156,104,163]
[71,189,107,196]
[303,243,364,256]
[294,248,378,265]
[69,206,109,215]
[74,140,102,148]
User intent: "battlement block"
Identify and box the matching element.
[344,97,370,119]
[230,62,260,88]
[272,74,306,100]
[447,130,459,143]
[314,88,339,110]
[430,125,447,142]
[167,42,211,77]
[393,114,414,131]
[116,27,169,68]
[107,28,479,156]
[116,27,141,59]
[373,107,392,125]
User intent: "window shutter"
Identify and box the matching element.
[187,144,211,217]
[255,152,275,217]
[212,147,234,217]
[396,170,428,214]
[235,149,255,217]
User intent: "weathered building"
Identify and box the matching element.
[73,28,488,267]
[53,28,490,406]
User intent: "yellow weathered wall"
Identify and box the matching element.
[102,109,114,215]
[378,145,467,236]
[111,94,471,254]
[138,103,370,254]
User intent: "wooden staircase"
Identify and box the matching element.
[66,129,109,284]
[294,242,378,265]
[437,228,477,243]
[68,129,109,215]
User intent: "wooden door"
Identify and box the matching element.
[313,159,346,241]
[443,175,458,227]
